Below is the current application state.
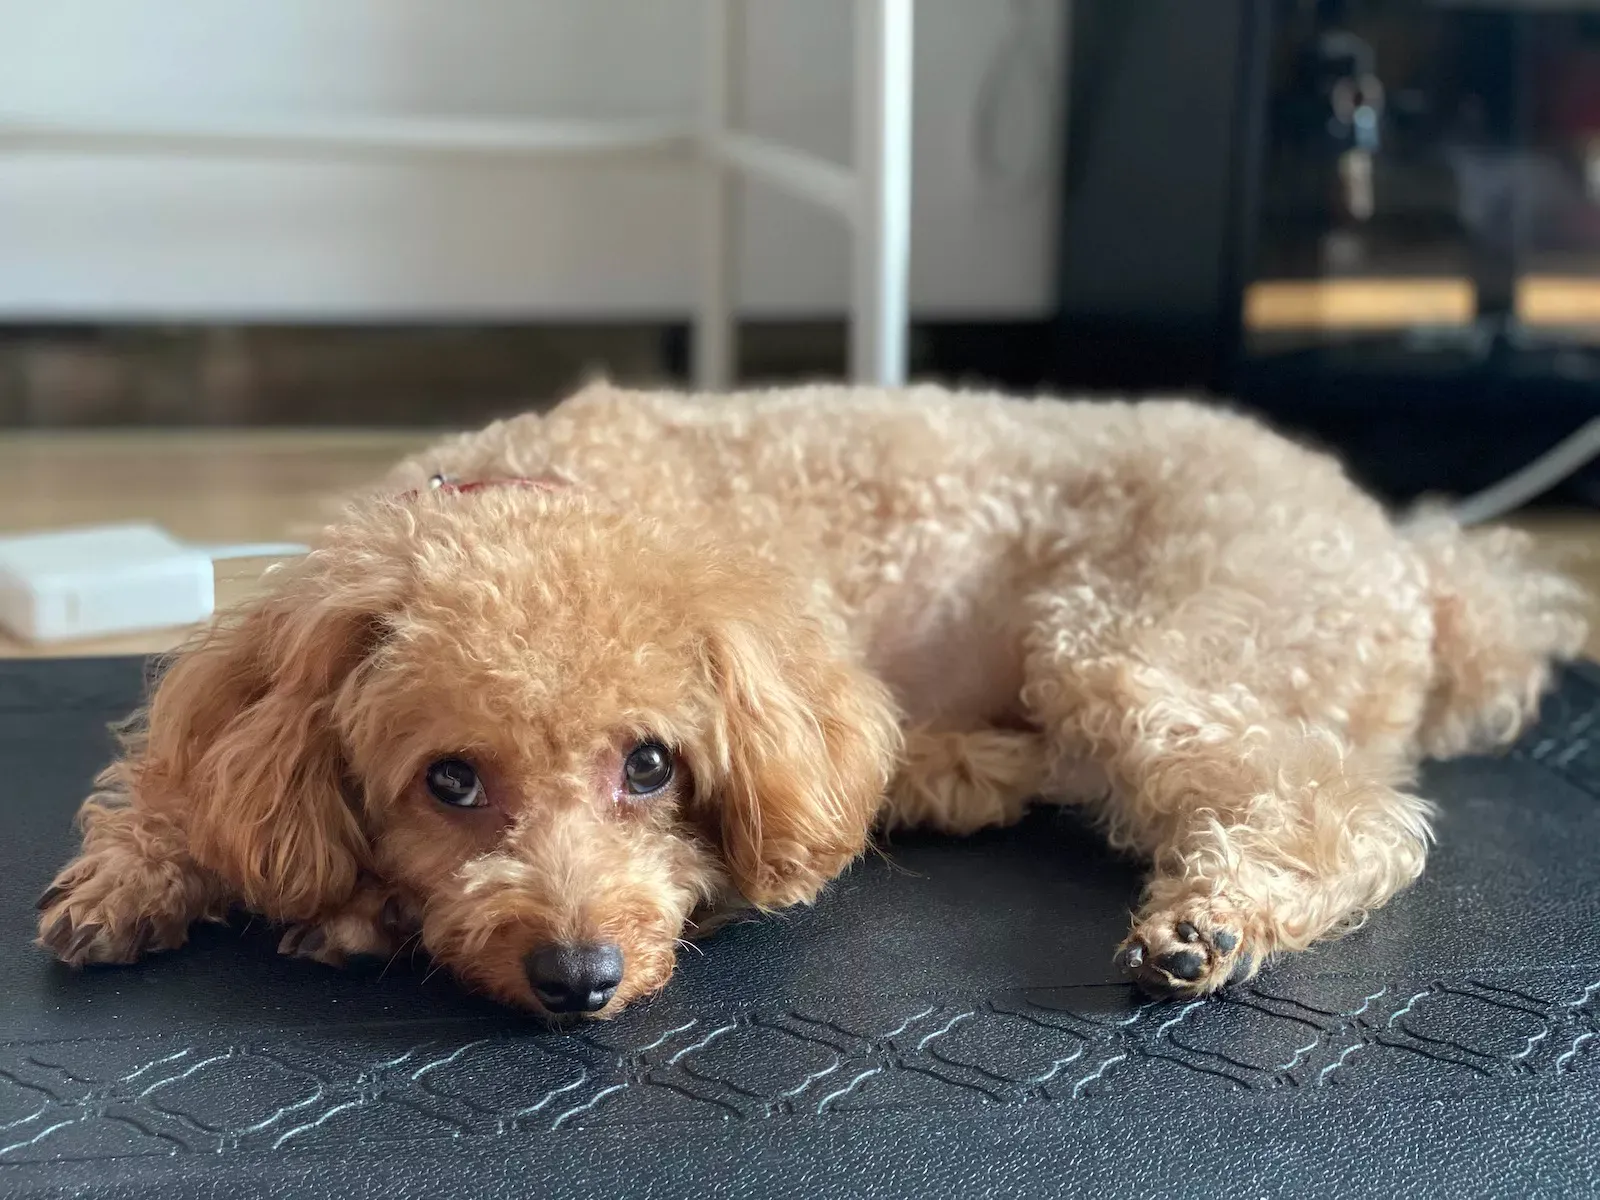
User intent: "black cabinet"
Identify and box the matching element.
[1049,0,1600,503]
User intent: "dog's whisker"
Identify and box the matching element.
[378,932,424,982]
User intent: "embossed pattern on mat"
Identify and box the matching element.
[2,658,1598,1199]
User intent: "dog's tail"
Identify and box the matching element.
[1405,510,1590,759]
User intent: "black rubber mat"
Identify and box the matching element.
[3,657,1598,1199]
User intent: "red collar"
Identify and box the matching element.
[400,474,566,501]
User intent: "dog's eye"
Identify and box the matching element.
[622,742,673,796]
[425,758,486,808]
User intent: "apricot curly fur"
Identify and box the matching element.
[36,383,1590,1012]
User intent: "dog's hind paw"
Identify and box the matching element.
[1116,904,1259,999]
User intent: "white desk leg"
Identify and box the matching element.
[694,0,739,392]
[851,0,914,387]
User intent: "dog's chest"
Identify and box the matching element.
[856,537,1028,728]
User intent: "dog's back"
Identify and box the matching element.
[386,381,1589,749]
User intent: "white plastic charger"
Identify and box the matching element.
[0,522,216,643]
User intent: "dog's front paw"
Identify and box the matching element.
[36,853,198,966]
[278,890,418,970]
[1116,904,1258,999]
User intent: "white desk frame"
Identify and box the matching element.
[0,0,914,390]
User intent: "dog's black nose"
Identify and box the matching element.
[525,942,624,1014]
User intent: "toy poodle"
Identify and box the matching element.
[36,382,1589,1017]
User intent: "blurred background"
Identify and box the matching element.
[0,0,1064,423]
[0,0,1596,653]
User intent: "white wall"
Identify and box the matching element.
[0,0,1064,321]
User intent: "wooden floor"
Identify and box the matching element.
[0,431,1595,660]
[0,431,431,658]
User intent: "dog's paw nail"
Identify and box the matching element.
[1116,942,1146,971]
[1211,929,1239,954]
[283,928,326,960]
[1175,921,1200,943]
[379,895,406,931]
[1155,949,1206,982]
[133,917,180,955]
[36,883,68,912]
[64,923,103,959]
[42,913,74,947]
[278,925,312,956]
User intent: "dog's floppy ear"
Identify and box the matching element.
[696,593,901,910]
[131,553,401,922]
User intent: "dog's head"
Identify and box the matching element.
[133,487,900,1017]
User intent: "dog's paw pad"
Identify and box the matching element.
[1116,907,1258,999]
[1156,947,1206,981]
